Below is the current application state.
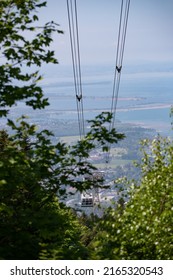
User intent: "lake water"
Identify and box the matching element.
[4,63,173,136]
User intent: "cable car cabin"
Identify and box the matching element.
[81,197,93,207]
[81,193,93,207]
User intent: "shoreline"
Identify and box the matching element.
[117,103,172,112]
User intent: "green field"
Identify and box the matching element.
[94,159,132,169]
[59,135,80,144]
[59,136,130,168]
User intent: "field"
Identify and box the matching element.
[94,159,132,169]
[59,135,80,144]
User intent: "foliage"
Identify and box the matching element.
[90,136,173,259]
[0,121,86,259]
[0,0,63,117]
[0,112,124,260]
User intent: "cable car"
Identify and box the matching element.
[81,192,94,207]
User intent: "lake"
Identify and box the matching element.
[3,62,173,137]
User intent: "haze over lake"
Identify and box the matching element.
[5,62,173,137]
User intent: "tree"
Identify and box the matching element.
[90,136,173,259]
[0,113,124,259]
[0,0,63,117]
[0,1,125,259]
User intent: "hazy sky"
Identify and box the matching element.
[39,0,173,66]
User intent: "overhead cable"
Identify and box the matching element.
[67,0,85,139]
[106,0,130,164]
[111,0,130,129]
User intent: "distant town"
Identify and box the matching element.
[57,120,157,215]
